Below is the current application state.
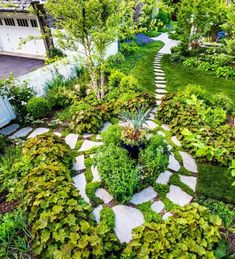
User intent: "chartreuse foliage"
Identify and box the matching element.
[14,133,120,258]
[122,203,222,258]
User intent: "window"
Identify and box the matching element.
[4,18,15,26]
[30,19,38,27]
[0,19,3,25]
[17,19,28,27]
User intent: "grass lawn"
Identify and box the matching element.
[114,41,164,92]
[196,164,235,204]
[161,55,235,102]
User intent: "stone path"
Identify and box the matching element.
[0,33,199,245]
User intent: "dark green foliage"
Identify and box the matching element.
[49,47,65,58]
[0,135,6,154]
[122,203,223,258]
[101,124,122,146]
[169,174,194,196]
[195,196,235,228]
[0,209,31,258]
[139,135,169,186]
[196,164,235,204]
[94,145,140,204]
[100,207,115,229]
[120,42,140,56]
[153,183,170,198]
[26,97,51,119]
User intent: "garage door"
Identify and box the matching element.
[0,16,46,57]
[0,96,16,128]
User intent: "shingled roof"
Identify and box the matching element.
[0,0,43,12]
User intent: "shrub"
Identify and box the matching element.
[122,203,223,258]
[108,70,125,89]
[195,196,235,228]
[139,135,169,186]
[212,93,235,114]
[120,41,140,56]
[0,135,6,154]
[49,47,65,58]
[94,145,140,203]
[26,97,51,119]
[119,75,138,89]
[101,124,122,146]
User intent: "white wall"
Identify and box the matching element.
[0,13,46,57]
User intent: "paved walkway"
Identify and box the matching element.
[153,32,180,54]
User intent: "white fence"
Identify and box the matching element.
[0,41,119,127]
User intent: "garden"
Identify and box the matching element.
[0,0,235,258]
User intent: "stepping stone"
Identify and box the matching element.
[0,124,20,136]
[28,128,49,138]
[65,133,79,149]
[171,136,181,146]
[95,188,113,204]
[161,124,171,131]
[155,76,165,80]
[144,120,157,130]
[9,127,32,139]
[157,130,165,137]
[151,200,165,213]
[154,69,164,73]
[73,155,86,171]
[156,94,165,100]
[54,132,62,137]
[96,135,102,140]
[100,121,111,132]
[92,205,103,223]
[156,100,162,106]
[167,144,173,151]
[156,171,172,184]
[83,133,93,139]
[179,151,198,173]
[167,185,193,206]
[168,154,181,172]
[112,205,144,243]
[156,84,166,89]
[79,140,103,152]
[156,89,167,94]
[73,174,90,203]
[179,175,197,191]
[91,165,101,182]
[155,81,166,84]
[162,212,173,220]
[130,186,157,205]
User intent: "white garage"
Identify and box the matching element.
[0,13,47,58]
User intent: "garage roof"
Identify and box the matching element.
[0,0,46,12]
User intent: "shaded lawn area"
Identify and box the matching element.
[114,41,164,92]
[161,55,235,102]
[196,164,235,204]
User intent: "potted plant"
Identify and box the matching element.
[120,108,151,159]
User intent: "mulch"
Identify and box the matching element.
[0,191,19,214]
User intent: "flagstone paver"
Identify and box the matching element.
[161,124,171,131]
[156,89,167,94]
[95,188,113,204]
[73,155,86,171]
[151,201,165,213]
[83,133,93,139]
[92,205,103,223]
[167,185,193,206]
[156,100,162,106]
[9,127,32,138]
[0,124,20,135]
[112,205,144,243]
[100,121,111,132]
[73,174,90,204]
[163,212,173,220]
[156,94,165,100]
[179,175,197,191]
[179,151,198,173]
[64,133,79,149]
[144,120,157,130]
[171,136,181,146]
[28,127,49,138]
[156,171,172,184]
[130,186,157,205]
[157,130,165,137]
[79,140,103,152]
[91,165,101,182]
[54,132,62,137]
[168,154,181,172]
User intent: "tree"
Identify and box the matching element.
[45,0,159,99]
[176,0,226,49]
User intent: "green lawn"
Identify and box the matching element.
[114,41,164,92]
[161,55,235,102]
[196,164,235,204]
